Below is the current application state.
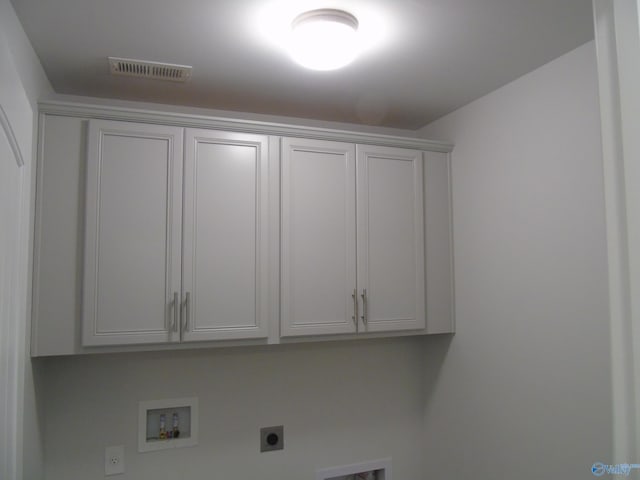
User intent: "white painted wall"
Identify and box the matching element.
[419,41,612,478]
[0,1,53,479]
[41,337,438,480]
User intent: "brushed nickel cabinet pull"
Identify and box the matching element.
[352,288,359,328]
[183,291,191,331]
[172,292,179,332]
[361,289,368,324]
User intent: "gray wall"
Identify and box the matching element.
[41,338,437,480]
[420,41,612,479]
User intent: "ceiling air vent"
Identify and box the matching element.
[108,57,192,82]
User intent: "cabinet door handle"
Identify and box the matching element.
[361,289,368,325]
[172,292,179,332]
[352,288,359,329]
[183,292,191,332]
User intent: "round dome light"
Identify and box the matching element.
[290,9,359,71]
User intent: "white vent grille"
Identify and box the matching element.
[108,57,192,82]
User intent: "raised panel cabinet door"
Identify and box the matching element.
[83,120,183,346]
[356,145,425,332]
[281,138,357,336]
[182,129,270,341]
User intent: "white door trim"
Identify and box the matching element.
[0,101,25,480]
[0,105,24,167]
[593,0,640,463]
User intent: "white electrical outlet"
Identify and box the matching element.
[105,445,125,475]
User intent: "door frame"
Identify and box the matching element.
[593,0,640,463]
[0,103,26,480]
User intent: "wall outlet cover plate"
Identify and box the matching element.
[260,425,284,452]
[104,445,125,475]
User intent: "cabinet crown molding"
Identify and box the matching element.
[38,100,453,153]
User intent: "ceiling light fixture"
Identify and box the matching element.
[290,9,359,71]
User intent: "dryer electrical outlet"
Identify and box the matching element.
[260,425,284,452]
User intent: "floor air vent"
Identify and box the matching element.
[108,57,192,82]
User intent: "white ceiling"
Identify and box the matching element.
[11,0,594,129]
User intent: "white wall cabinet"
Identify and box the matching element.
[83,121,184,345]
[31,101,454,356]
[281,139,358,336]
[356,144,425,333]
[182,129,270,342]
[83,121,270,346]
[281,138,425,337]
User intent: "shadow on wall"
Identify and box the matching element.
[421,334,454,407]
